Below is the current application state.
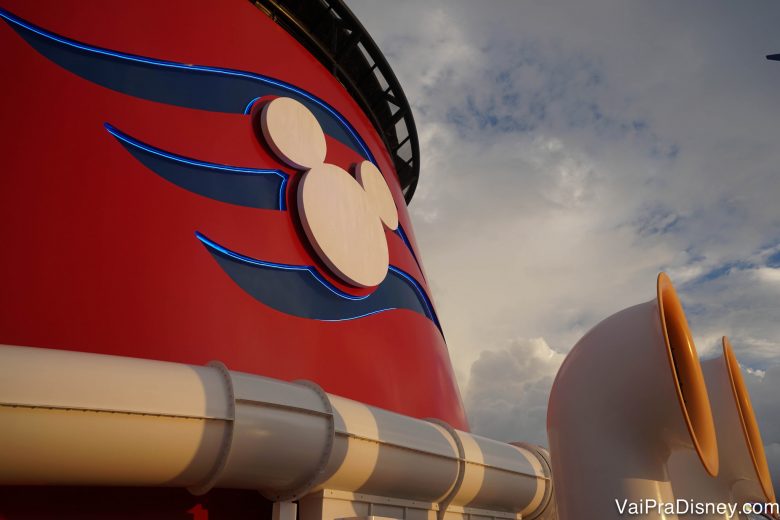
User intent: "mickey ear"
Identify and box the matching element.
[261,97,327,169]
[356,161,398,230]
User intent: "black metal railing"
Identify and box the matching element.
[252,0,421,203]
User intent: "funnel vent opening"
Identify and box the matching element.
[723,338,775,503]
[657,273,719,477]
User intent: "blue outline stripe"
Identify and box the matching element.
[196,231,369,301]
[394,224,425,277]
[243,96,262,115]
[319,309,396,322]
[0,7,375,163]
[388,265,438,326]
[104,123,289,210]
[196,231,439,326]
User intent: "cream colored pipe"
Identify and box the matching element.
[437,431,551,519]
[547,273,719,520]
[509,443,556,520]
[0,344,552,519]
[668,337,776,519]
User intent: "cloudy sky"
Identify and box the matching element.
[348,0,780,490]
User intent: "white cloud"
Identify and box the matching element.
[747,368,780,494]
[349,0,780,486]
[464,338,563,446]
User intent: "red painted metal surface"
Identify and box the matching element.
[0,487,270,520]
[0,1,467,516]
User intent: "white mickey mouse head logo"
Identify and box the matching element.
[260,97,399,288]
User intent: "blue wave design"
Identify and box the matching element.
[105,123,288,210]
[197,232,441,329]
[0,8,374,161]
[0,8,440,328]
[107,122,426,263]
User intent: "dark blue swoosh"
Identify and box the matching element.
[105,123,288,210]
[105,124,430,275]
[0,8,374,161]
[197,232,441,330]
[105,124,428,267]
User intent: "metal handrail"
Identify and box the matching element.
[252,0,421,203]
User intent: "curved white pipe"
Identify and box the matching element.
[547,273,719,520]
[668,337,776,519]
[0,344,552,519]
